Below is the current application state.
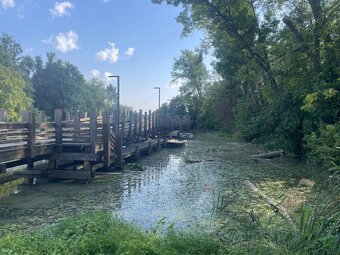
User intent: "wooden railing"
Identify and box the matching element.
[0,108,192,169]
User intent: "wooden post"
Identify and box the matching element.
[155,109,159,135]
[133,112,138,137]
[152,111,155,137]
[39,111,46,123]
[133,145,140,161]
[27,112,36,170]
[55,109,63,153]
[90,109,97,154]
[146,141,152,155]
[20,111,29,123]
[112,108,117,136]
[148,110,151,138]
[66,112,71,121]
[0,109,8,122]
[128,110,133,144]
[138,109,142,142]
[48,109,62,170]
[115,130,124,169]
[155,138,160,151]
[121,109,125,145]
[144,111,148,139]
[75,110,80,142]
[103,111,111,168]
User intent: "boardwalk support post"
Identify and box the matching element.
[133,112,138,142]
[103,111,111,169]
[86,110,97,176]
[49,109,62,170]
[133,145,140,161]
[128,110,133,144]
[121,109,125,145]
[138,109,142,142]
[27,112,36,170]
[115,130,124,169]
[144,111,148,139]
[148,110,151,138]
[146,141,152,155]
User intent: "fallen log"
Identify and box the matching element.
[185,159,202,164]
[244,180,296,229]
[250,150,285,159]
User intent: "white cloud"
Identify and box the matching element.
[96,42,119,63]
[41,35,54,44]
[42,31,79,53]
[16,4,24,19]
[88,70,114,85]
[1,0,15,10]
[90,69,100,78]
[50,1,74,18]
[124,47,134,57]
[102,0,110,3]
[167,78,184,89]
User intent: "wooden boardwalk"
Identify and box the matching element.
[0,108,191,183]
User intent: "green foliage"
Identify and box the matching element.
[84,78,109,113]
[304,123,340,167]
[0,33,23,69]
[172,49,208,101]
[199,82,236,131]
[124,163,146,171]
[153,0,340,165]
[32,52,87,116]
[0,65,32,121]
[0,211,227,255]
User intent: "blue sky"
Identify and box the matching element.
[0,0,203,110]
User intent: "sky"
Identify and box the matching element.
[0,0,203,111]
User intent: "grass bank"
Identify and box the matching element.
[0,211,229,255]
[1,199,338,255]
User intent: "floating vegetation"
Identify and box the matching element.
[124,163,146,171]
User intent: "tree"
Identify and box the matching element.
[0,33,23,69]
[84,78,109,113]
[32,52,87,116]
[0,65,32,121]
[0,33,35,103]
[153,0,339,155]
[105,84,117,109]
[172,49,209,101]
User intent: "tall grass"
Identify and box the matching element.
[0,211,228,255]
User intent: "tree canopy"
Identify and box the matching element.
[153,0,339,163]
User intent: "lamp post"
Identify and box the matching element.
[108,75,120,133]
[153,87,160,110]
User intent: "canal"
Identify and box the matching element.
[0,133,318,234]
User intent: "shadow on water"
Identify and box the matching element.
[0,133,319,233]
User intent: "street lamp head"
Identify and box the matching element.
[108,75,119,79]
[153,87,160,89]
